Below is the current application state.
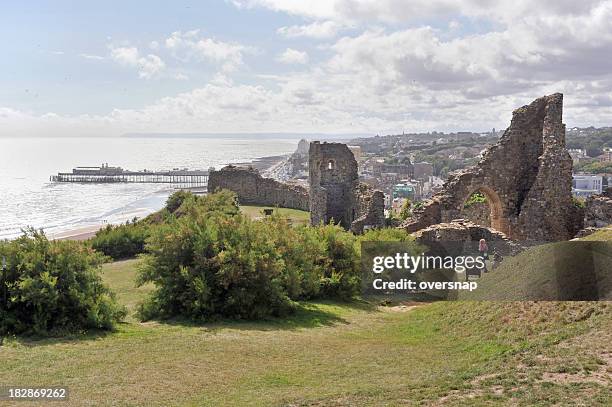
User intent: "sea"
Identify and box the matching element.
[0,136,307,240]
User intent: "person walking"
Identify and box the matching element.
[478,238,489,273]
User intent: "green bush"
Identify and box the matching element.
[399,199,412,220]
[464,192,487,208]
[137,196,296,321]
[573,196,586,209]
[89,191,237,260]
[165,190,192,213]
[90,222,150,260]
[136,191,422,322]
[137,192,369,321]
[0,230,126,337]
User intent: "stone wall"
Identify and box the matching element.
[584,193,612,228]
[403,93,580,242]
[309,142,385,233]
[460,201,491,227]
[351,185,386,233]
[412,220,524,257]
[208,165,309,211]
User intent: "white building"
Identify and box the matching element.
[572,174,604,197]
[568,148,588,165]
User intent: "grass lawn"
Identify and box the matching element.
[240,205,310,226]
[1,261,610,405]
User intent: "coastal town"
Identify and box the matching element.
[263,126,612,222]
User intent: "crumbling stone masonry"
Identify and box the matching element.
[403,93,581,242]
[309,142,385,233]
[584,190,612,228]
[461,201,491,227]
[208,165,309,211]
[412,220,524,258]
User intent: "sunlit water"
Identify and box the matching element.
[0,136,299,239]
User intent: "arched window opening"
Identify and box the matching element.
[460,186,507,235]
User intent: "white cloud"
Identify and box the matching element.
[4,1,612,137]
[232,0,605,25]
[231,0,337,20]
[276,48,309,64]
[110,46,166,79]
[277,21,344,39]
[165,30,250,72]
[80,53,105,60]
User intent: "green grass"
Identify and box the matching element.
[581,226,612,241]
[459,235,612,301]
[239,205,310,225]
[99,259,154,321]
[1,260,610,406]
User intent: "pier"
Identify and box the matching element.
[51,164,209,186]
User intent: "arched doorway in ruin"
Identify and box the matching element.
[461,186,509,235]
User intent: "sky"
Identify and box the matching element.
[1,0,612,137]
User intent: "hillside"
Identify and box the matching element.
[459,228,612,301]
[1,259,610,405]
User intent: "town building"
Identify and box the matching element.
[413,162,433,180]
[572,174,605,197]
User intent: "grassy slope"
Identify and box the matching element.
[581,226,612,241]
[240,205,310,226]
[1,259,610,406]
[459,229,612,301]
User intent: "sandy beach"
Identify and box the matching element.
[50,224,106,241]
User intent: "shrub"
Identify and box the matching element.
[165,190,192,213]
[310,224,360,299]
[573,196,586,209]
[89,191,239,260]
[137,201,296,320]
[464,192,487,208]
[399,199,412,220]
[0,229,126,337]
[137,191,422,322]
[90,222,150,260]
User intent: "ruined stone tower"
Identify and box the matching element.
[403,93,580,242]
[309,142,384,233]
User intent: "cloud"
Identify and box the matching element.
[165,30,250,72]
[322,1,612,98]
[277,21,345,39]
[231,0,337,20]
[109,46,166,79]
[276,48,309,64]
[80,53,105,60]
[232,0,605,24]
[4,1,612,137]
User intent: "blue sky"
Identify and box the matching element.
[1,0,612,137]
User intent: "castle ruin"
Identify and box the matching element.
[309,142,385,233]
[403,93,581,242]
[208,166,309,211]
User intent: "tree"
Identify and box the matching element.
[399,199,412,220]
[586,143,603,158]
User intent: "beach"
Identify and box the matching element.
[51,224,106,241]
